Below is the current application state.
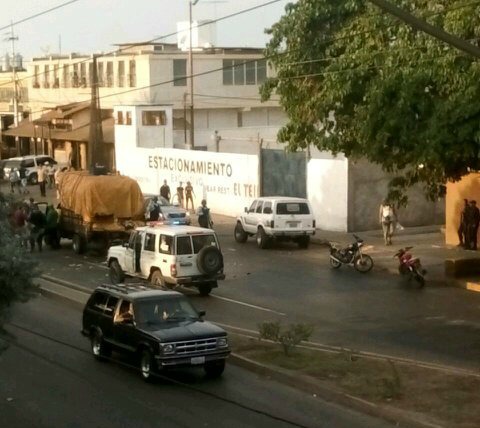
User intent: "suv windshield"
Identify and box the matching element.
[276,202,310,215]
[135,296,199,324]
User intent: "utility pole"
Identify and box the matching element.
[188,0,200,150]
[7,23,20,154]
[368,0,480,59]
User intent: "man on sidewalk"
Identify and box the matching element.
[160,179,171,202]
[379,199,397,246]
[465,200,480,250]
[37,163,46,197]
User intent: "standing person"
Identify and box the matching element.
[13,204,28,246]
[465,200,480,250]
[196,199,213,228]
[37,162,46,197]
[46,162,55,189]
[160,179,171,202]
[185,181,195,211]
[457,199,469,247]
[379,199,397,246]
[45,204,60,249]
[19,167,29,194]
[176,182,185,208]
[9,168,20,193]
[147,196,161,221]
[28,205,46,252]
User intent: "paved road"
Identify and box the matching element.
[28,213,480,372]
[0,296,390,428]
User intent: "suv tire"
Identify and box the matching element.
[204,359,225,378]
[140,349,156,382]
[256,227,269,249]
[72,234,86,254]
[197,247,223,275]
[297,236,310,249]
[91,331,111,361]
[150,269,166,287]
[109,260,125,284]
[234,222,248,243]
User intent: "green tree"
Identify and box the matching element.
[0,194,38,351]
[262,0,480,202]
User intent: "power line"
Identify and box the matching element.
[6,322,312,428]
[0,0,82,33]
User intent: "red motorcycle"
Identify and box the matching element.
[394,247,426,288]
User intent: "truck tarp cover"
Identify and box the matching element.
[58,171,144,222]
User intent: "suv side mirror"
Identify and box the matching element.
[198,310,206,317]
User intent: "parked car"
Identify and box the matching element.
[3,155,59,184]
[81,283,230,381]
[144,194,191,225]
[234,196,316,249]
[107,224,225,296]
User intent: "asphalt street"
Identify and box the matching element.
[29,216,480,373]
[0,296,390,428]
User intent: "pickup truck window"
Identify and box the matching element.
[176,236,192,255]
[192,234,217,254]
[144,233,156,252]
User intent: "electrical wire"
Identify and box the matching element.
[5,321,313,428]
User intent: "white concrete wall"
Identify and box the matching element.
[307,156,349,232]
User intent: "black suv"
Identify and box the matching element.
[81,284,230,381]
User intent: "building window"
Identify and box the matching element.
[98,62,104,87]
[117,61,125,87]
[33,65,40,88]
[72,63,79,87]
[142,110,167,126]
[222,59,267,86]
[125,111,132,125]
[43,65,50,88]
[63,64,70,88]
[106,61,113,87]
[53,65,59,88]
[117,111,124,125]
[173,59,187,86]
[129,60,136,87]
[80,63,87,87]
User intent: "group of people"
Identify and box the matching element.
[159,180,195,210]
[458,199,480,250]
[10,198,60,252]
[10,162,67,198]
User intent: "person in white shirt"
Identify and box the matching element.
[378,199,397,246]
[37,163,46,197]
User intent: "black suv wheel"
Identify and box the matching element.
[91,331,111,361]
[140,349,156,382]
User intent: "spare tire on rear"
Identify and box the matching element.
[197,246,223,275]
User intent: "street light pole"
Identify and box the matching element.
[188,0,199,150]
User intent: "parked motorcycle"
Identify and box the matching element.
[393,246,426,288]
[329,234,374,273]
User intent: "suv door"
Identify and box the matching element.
[175,235,196,277]
[158,234,174,280]
[112,299,136,353]
[124,231,137,274]
[101,295,119,345]
[140,232,156,277]
[243,200,258,233]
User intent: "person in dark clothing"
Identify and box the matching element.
[176,182,184,207]
[458,199,469,247]
[28,207,46,252]
[196,199,213,229]
[148,197,160,221]
[160,180,171,201]
[44,204,60,249]
[465,200,480,250]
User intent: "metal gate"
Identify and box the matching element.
[261,149,306,197]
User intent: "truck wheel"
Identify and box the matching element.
[204,360,225,378]
[140,349,157,382]
[150,270,165,287]
[256,227,269,249]
[234,222,248,243]
[109,260,125,284]
[91,331,111,361]
[198,282,214,297]
[197,247,223,275]
[72,234,85,254]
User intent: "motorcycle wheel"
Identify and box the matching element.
[413,271,426,288]
[330,257,342,269]
[353,255,374,273]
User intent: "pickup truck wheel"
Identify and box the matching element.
[140,349,156,382]
[256,227,269,249]
[297,236,310,249]
[109,260,125,284]
[197,247,223,275]
[150,270,165,287]
[204,359,225,378]
[72,234,85,254]
[198,282,213,297]
[91,331,111,361]
[234,222,248,243]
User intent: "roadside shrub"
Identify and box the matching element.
[258,321,314,356]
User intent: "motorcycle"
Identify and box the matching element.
[393,246,426,288]
[329,234,374,273]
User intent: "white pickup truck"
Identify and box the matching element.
[107,224,225,296]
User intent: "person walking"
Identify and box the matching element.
[28,205,46,252]
[19,167,29,194]
[465,200,480,250]
[37,162,47,197]
[45,204,60,249]
[9,168,20,193]
[176,182,185,208]
[185,181,195,211]
[379,199,397,246]
[160,179,171,202]
[46,162,55,189]
[457,199,469,247]
[196,199,213,228]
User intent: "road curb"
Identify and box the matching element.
[229,353,443,428]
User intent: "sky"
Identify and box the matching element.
[1,0,292,61]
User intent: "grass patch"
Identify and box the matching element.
[231,335,480,428]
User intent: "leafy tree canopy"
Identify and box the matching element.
[262,0,480,203]
[0,195,38,350]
